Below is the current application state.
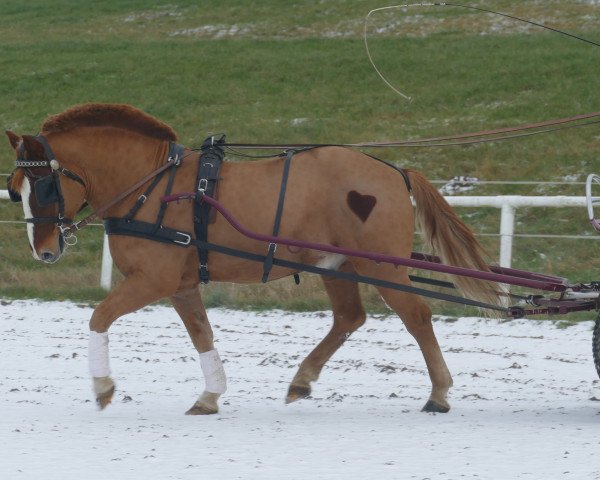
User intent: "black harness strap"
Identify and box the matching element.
[363,151,412,192]
[262,150,294,283]
[102,217,507,313]
[128,143,183,220]
[104,217,192,246]
[110,142,185,233]
[195,135,226,283]
[124,170,167,222]
[198,239,506,312]
[154,145,183,228]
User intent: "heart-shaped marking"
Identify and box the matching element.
[347,190,377,223]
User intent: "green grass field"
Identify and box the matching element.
[1,0,600,316]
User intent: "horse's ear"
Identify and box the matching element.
[5,130,21,150]
[21,134,46,159]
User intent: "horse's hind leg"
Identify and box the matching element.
[286,271,366,403]
[389,292,452,412]
[365,266,453,413]
[170,287,226,415]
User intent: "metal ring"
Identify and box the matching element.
[62,232,78,246]
[586,173,600,232]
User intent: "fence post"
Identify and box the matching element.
[499,202,516,268]
[100,233,113,290]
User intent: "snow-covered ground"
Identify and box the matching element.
[1,300,598,480]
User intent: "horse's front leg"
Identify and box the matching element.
[170,287,226,415]
[89,273,175,409]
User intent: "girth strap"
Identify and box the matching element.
[262,150,294,283]
[195,135,226,283]
[104,217,192,246]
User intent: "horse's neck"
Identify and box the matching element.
[56,130,169,210]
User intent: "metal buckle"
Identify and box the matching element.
[197,178,208,193]
[174,232,191,246]
[199,264,209,283]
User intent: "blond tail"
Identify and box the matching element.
[406,169,507,312]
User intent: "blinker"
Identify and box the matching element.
[34,174,60,206]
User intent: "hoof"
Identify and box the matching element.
[93,376,115,410]
[185,402,219,415]
[96,386,115,410]
[421,399,450,413]
[186,391,220,415]
[286,384,311,404]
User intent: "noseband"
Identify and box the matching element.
[7,134,86,244]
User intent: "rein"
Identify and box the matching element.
[16,107,600,242]
[27,108,600,241]
[219,111,600,150]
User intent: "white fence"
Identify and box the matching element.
[0,189,594,290]
[445,195,589,268]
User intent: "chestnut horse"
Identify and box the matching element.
[6,103,504,415]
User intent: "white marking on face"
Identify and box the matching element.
[20,179,40,260]
[316,254,347,271]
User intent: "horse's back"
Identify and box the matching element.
[221,145,410,206]
[208,147,415,281]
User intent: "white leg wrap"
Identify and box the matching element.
[199,349,227,394]
[89,331,111,378]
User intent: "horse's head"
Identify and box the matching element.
[5,131,87,263]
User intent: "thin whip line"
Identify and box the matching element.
[443,2,600,49]
[364,2,600,101]
[364,4,436,101]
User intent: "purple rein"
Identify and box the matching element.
[160,192,570,293]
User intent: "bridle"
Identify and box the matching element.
[8,133,189,246]
[7,134,86,245]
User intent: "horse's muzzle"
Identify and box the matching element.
[39,250,61,264]
[35,233,65,264]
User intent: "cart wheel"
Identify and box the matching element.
[594,312,600,380]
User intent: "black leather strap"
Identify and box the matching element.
[103,217,505,313]
[154,144,183,228]
[262,150,294,283]
[195,135,225,283]
[121,142,185,232]
[124,171,167,222]
[104,217,192,246]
